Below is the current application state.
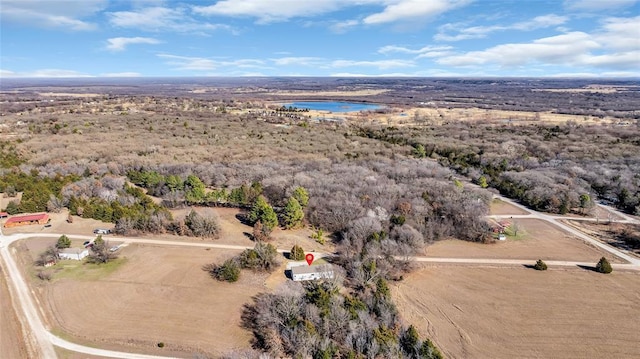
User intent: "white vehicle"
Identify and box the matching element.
[93,228,111,234]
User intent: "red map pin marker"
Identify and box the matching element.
[305,253,314,266]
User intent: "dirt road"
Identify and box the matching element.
[489,193,640,265]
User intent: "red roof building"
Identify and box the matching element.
[4,213,49,228]
[0,212,8,218]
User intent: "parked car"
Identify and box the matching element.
[93,228,111,234]
[83,241,91,246]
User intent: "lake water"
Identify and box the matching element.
[284,101,382,113]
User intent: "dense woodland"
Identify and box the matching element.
[1,78,639,358]
[355,121,640,215]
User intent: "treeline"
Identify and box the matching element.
[127,169,264,208]
[356,122,640,215]
[0,170,79,214]
[0,170,219,238]
[61,176,219,237]
[126,157,490,244]
[127,169,309,231]
[0,141,25,168]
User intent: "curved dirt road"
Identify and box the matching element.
[490,193,640,266]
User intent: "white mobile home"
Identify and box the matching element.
[291,264,335,281]
[59,248,89,260]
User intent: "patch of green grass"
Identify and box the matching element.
[51,327,100,350]
[51,257,127,281]
[503,227,528,240]
[50,327,80,343]
[311,257,328,266]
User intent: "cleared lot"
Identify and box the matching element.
[426,218,625,263]
[489,198,529,215]
[394,266,640,359]
[22,243,278,357]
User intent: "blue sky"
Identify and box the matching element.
[1,0,638,78]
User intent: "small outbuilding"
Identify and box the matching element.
[59,248,89,261]
[291,264,334,282]
[4,213,49,228]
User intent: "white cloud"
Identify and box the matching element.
[595,16,640,51]
[101,72,142,77]
[564,0,638,11]
[108,6,235,33]
[106,37,161,51]
[378,45,454,59]
[193,0,359,23]
[330,59,415,69]
[329,72,373,77]
[548,71,640,78]
[158,54,267,71]
[436,16,640,72]
[438,32,600,67]
[0,0,106,31]
[330,20,359,33]
[195,0,470,26]
[1,69,93,78]
[158,54,218,70]
[271,57,324,66]
[436,14,568,41]
[363,0,471,25]
[580,51,640,69]
[330,71,439,77]
[0,69,16,77]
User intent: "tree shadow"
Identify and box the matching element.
[577,264,599,272]
[201,263,218,279]
[284,268,293,279]
[235,213,252,226]
[522,264,536,269]
[240,295,269,350]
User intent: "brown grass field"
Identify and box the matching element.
[393,266,640,359]
[0,266,29,359]
[29,243,282,357]
[489,198,530,215]
[426,218,625,263]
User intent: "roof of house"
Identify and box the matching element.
[5,213,49,224]
[291,264,333,276]
[59,248,88,254]
[0,212,8,216]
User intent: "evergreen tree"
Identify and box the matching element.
[282,196,304,229]
[292,186,309,208]
[247,195,278,231]
[478,176,488,188]
[400,325,420,357]
[56,235,71,249]
[214,258,240,282]
[596,257,612,274]
[290,244,305,261]
[412,144,427,158]
[534,259,548,271]
[184,175,206,203]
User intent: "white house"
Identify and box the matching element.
[291,264,335,281]
[59,248,89,260]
